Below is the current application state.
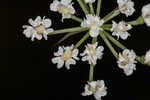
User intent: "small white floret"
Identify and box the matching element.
[82,80,107,100]
[80,42,104,65]
[50,0,75,22]
[111,21,132,40]
[23,16,54,41]
[117,49,137,76]
[52,45,79,69]
[117,0,135,17]
[81,14,104,37]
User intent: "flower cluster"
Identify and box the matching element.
[80,42,104,65]
[50,0,75,22]
[51,42,104,69]
[22,0,150,100]
[81,14,104,37]
[117,49,137,76]
[23,16,53,41]
[117,0,135,17]
[52,45,79,69]
[111,21,132,40]
[82,80,107,100]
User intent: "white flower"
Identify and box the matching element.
[82,80,107,100]
[50,0,75,22]
[81,14,104,37]
[52,45,79,69]
[117,0,135,17]
[117,49,137,76]
[111,21,132,40]
[145,49,150,65]
[23,16,54,41]
[142,4,150,27]
[84,0,95,3]
[80,42,104,65]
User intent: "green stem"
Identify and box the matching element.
[103,31,145,64]
[89,36,97,82]
[56,32,80,44]
[96,0,102,16]
[101,24,112,31]
[127,16,144,26]
[48,27,88,35]
[89,2,94,14]
[99,31,118,59]
[77,0,89,15]
[71,15,83,23]
[104,31,126,50]
[89,64,94,82]
[74,32,89,49]
[92,37,97,43]
[103,8,120,23]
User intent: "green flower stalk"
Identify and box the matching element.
[74,32,89,49]
[71,15,83,23]
[96,0,102,16]
[77,0,89,15]
[99,31,118,59]
[48,27,88,35]
[103,8,120,23]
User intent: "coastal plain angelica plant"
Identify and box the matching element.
[22,0,150,99]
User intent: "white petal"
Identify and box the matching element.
[28,16,41,27]
[81,55,89,62]
[145,49,150,63]
[34,33,42,40]
[96,46,104,52]
[81,20,87,27]
[120,32,130,40]
[68,5,75,14]
[64,44,73,51]
[50,0,60,12]
[123,63,136,76]
[80,50,87,56]
[89,28,99,37]
[54,46,64,56]
[46,28,54,34]
[84,0,95,3]
[43,31,48,40]
[61,14,71,22]
[65,58,76,69]
[144,18,150,27]
[82,84,93,96]
[22,25,35,38]
[72,49,79,60]
[42,18,52,28]
[61,0,72,6]
[52,57,64,69]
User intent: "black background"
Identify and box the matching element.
[3,0,150,100]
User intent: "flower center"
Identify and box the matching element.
[121,4,128,12]
[121,54,130,66]
[35,25,45,34]
[88,46,96,56]
[58,5,70,14]
[61,50,72,61]
[88,84,100,93]
[90,21,97,28]
[114,24,124,32]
